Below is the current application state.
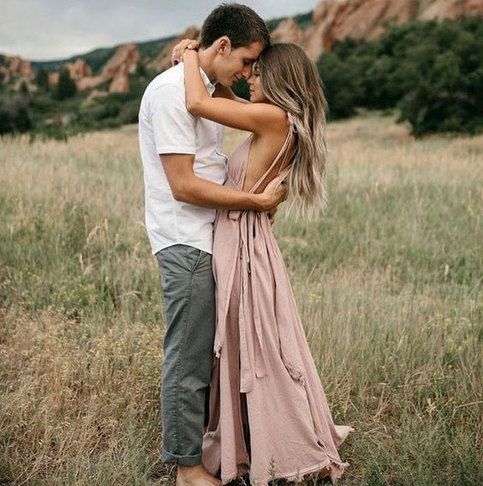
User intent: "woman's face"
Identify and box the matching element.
[247,62,267,103]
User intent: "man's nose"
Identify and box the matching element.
[241,65,252,79]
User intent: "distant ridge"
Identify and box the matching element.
[31,35,177,74]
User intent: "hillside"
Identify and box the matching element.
[30,35,177,74]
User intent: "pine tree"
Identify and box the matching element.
[35,68,50,91]
[56,68,76,100]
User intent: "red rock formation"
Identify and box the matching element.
[67,59,92,81]
[109,64,131,93]
[276,0,483,61]
[419,0,483,19]
[148,26,200,72]
[103,43,139,79]
[76,43,140,93]
[48,59,92,87]
[0,55,32,84]
[271,18,304,44]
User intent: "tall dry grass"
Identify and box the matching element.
[0,113,481,485]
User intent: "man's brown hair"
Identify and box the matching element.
[200,3,270,50]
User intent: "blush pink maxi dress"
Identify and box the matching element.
[202,115,354,485]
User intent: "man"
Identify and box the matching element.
[138,4,284,485]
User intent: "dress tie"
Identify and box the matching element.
[228,207,267,393]
[216,113,296,392]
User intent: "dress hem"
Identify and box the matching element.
[220,456,351,485]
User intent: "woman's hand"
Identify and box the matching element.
[182,47,199,64]
[171,39,200,66]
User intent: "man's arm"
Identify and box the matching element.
[161,154,285,211]
[150,73,285,211]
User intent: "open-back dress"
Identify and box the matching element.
[202,114,354,485]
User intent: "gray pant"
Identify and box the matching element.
[155,244,216,466]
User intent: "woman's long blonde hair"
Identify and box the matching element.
[258,43,328,218]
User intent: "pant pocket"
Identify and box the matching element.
[183,246,203,273]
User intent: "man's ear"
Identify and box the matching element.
[216,36,231,55]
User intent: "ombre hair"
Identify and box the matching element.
[257,43,329,218]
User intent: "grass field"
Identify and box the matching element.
[0,113,481,485]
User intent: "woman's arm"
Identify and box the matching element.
[213,83,250,104]
[172,40,248,104]
[183,49,285,133]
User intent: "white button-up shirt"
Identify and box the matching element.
[138,63,227,255]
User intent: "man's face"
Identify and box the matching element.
[214,40,264,87]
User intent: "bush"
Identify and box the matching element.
[0,98,33,135]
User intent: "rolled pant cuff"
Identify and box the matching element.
[161,447,202,466]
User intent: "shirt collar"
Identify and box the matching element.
[199,67,216,96]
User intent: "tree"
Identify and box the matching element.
[35,68,50,91]
[317,51,361,119]
[56,68,77,100]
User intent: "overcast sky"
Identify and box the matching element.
[0,0,321,61]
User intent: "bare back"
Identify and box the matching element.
[242,114,297,194]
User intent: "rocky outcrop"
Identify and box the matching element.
[271,18,305,44]
[419,0,483,19]
[0,55,32,85]
[148,26,200,72]
[68,59,92,81]
[49,59,92,86]
[275,0,483,61]
[76,43,140,93]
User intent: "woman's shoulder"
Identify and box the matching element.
[250,103,289,131]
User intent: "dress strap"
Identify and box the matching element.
[249,112,296,194]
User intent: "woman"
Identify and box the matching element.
[175,40,353,485]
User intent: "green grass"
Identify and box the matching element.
[0,115,481,485]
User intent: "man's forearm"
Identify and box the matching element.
[174,174,269,211]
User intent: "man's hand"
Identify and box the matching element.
[171,39,200,66]
[258,176,288,212]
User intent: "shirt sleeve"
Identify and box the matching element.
[150,83,196,155]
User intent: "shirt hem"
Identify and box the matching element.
[152,242,213,256]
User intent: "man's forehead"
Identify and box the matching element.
[237,41,264,60]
